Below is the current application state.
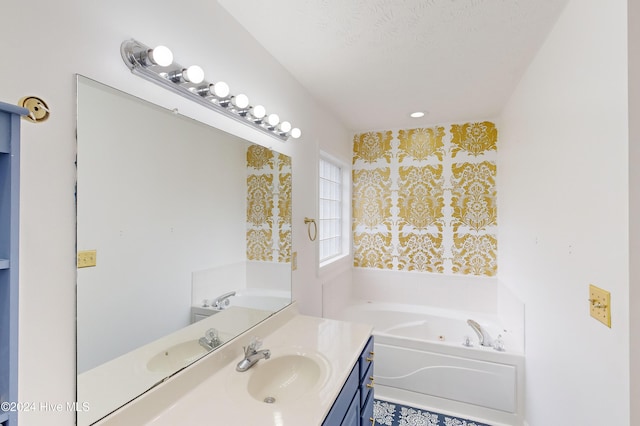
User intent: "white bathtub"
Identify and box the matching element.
[227,288,291,311]
[191,289,291,323]
[334,301,525,426]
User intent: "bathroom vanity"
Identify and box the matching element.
[323,336,375,426]
[94,304,373,425]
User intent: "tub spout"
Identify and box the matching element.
[212,291,236,310]
[467,319,493,347]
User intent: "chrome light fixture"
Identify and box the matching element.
[121,39,301,141]
[249,105,267,123]
[230,94,250,113]
[168,65,205,84]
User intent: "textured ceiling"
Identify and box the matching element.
[218,0,568,132]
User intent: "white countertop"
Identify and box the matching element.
[79,306,275,425]
[96,304,373,425]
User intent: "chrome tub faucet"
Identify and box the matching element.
[212,291,236,310]
[236,337,271,372]
[467,319,493,347]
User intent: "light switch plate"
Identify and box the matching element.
[589,284,611,328]
[78,250,97,268]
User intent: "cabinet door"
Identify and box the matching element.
[360,360,374,407]
[359,336,374,379]
[341,389,360,426]
[361,388,374,426]
[193,313,210,323]
[323,365,359,426]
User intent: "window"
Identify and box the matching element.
[319,155,349,265]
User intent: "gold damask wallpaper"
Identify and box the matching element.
[246,145,292,263]
[353,121,497,276]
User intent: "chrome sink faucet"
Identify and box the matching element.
[467,319,493,347]
[212,291,236,310]
[199,328,222,351]
[236,337,271,372]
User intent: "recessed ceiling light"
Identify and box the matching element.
[410,111,425,118]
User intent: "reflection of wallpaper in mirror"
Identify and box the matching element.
[246,145,292,263]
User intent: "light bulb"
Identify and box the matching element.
[290,128,302,139]
[148,45,173,66]
[267,113,280,127]
[250,105,266,119]
[231,94,250,109]
[211,82,230,98]
[183,65,204,84]
[278,121,292,133]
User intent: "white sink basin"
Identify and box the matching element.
[147,340,209,373]
[240,352,329,404]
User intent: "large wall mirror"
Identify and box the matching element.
[76,75,292,425]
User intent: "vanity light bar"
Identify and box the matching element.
[120,39,301,142]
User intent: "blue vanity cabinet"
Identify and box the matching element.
[359,336,375,426]
[0,102,27,426]
[323,336,375,426]
[342,388,361,426]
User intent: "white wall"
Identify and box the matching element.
[498,1,630,424]
[628,0,640,424]
[352,269,498,313]
[0,1,350,423]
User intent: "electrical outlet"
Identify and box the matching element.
[77,250,97,268]
[589,284,611,328]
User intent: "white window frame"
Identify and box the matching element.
[318,152,350,268]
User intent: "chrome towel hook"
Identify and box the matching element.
[304,217,317,241]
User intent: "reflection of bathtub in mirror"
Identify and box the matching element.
[190,262,291,322]
[192,288,292,322]
[77,306,273,426]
